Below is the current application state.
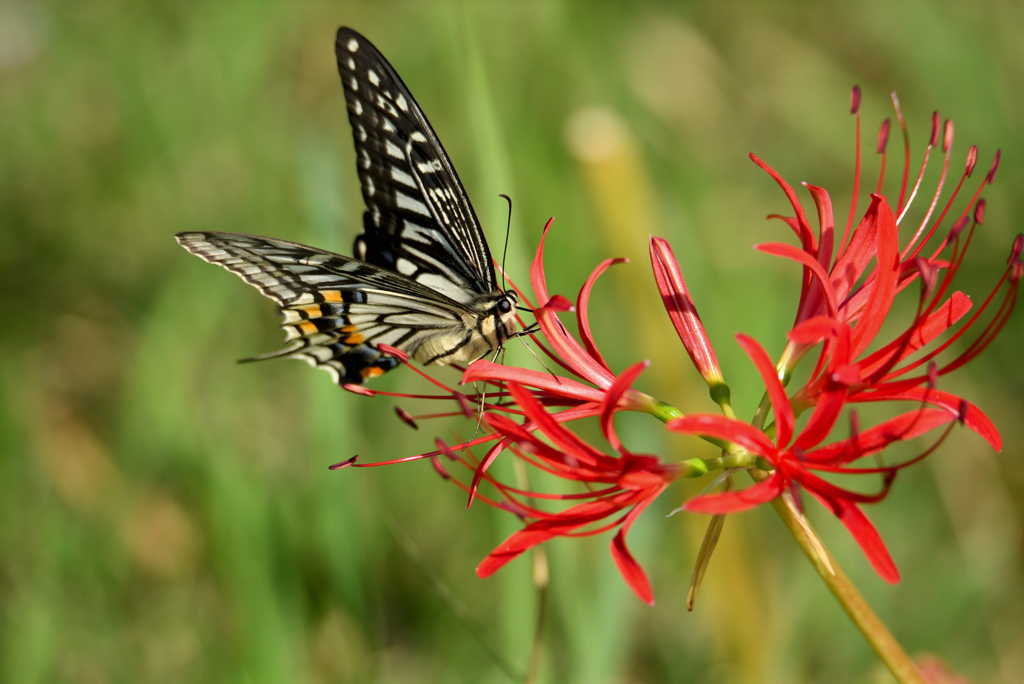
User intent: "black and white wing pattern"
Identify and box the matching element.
[175,232,516,385]
[175,28,520,387]
[336,27,497,304]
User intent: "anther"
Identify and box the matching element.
[949,214,970,241]
[965,145,978,177]
[943,119,954,153]
[929,112,940,147]
[850,86,862,114]
[986,150,1001,184]
[1009,234,1024,266]
[876,119,891,154]
[395,406,419,429]
[973,198,986,226]
[329,455,359,470]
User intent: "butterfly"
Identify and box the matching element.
[176,27,520,386]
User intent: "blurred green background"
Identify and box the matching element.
[3,1,1024,682]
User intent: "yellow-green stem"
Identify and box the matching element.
[749,468,925,684]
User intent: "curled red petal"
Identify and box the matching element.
[476,498,622,578]
[530,217,556,304]
[806,408,954,465]
[610,485,667,606]
[462,361,606,405]
[684,473,785,514]
[577,258,627,373]
[667,414,777,457]
[852,387,1001,451]
[807,491,900,583]
[600,360,651,453]
[736,333,794,448]
[540,294,574,312]
[750,154,815,252]
[755,242,839,318]
[849,196,901,356]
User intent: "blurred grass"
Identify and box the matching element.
[3,1,1024,682]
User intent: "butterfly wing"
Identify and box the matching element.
[176,231,483,385]
[335,27,497,304]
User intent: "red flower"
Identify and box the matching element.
[750,89,1020,443]
[472,365,701,605]
[658,89,1022,582]
[668,331,957,583]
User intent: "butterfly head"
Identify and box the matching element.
[494,289,520,341]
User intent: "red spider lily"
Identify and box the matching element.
[659,89,1022,583]
[754,88,1021,426]
[668,331,964,583]
[472,366,698,605]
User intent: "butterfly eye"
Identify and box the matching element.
[498,298,513,314]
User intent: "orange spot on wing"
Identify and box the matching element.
[299,321,318,335]
[341,325,357,333]
[361,366,385,380]
[344,333,365,345]
[322,291,344,303]
[300,304,322,318]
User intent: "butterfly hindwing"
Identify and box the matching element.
[335,27,496,304]
[175,231,484,385]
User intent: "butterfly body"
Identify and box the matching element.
[176,28,518,386]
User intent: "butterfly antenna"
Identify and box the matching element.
[498,193,512,291]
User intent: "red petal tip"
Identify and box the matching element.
[850,86,862,114]
[987,149,1001,184]
[943,119,954,153]
[929,112,940,147]
[876,119,891,154]
[329,455,359,470]
[965,145,978,177]
[395,406,419,429]
[542,294,575,312]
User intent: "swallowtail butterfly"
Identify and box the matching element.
[176,27,520,386]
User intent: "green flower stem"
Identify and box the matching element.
[748,467,925,684]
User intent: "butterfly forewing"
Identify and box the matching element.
[335,27,497,303]
[176,231,490,385]
[175,28,519,387]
